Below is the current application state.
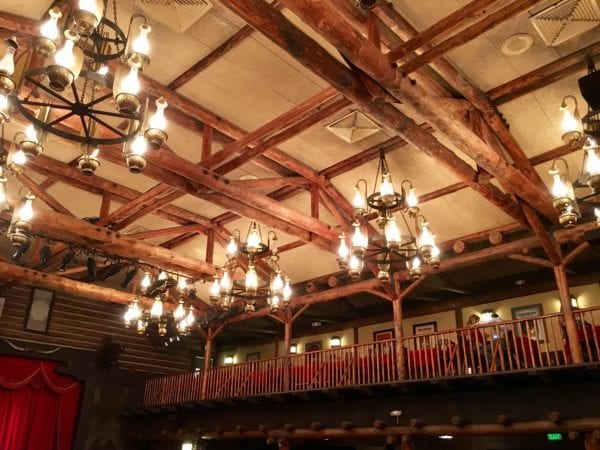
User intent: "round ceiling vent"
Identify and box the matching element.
[500,33,534,56]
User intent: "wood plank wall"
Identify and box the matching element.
[0,284,197,374]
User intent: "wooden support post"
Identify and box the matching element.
[201,125,213,162]
[205,230,215,264]
[283,318,292,391]
[311,185,320,219]
[392,293,405,380]
[100,192,112,217]
[586,433,600,450]
[200,336,214,400]
[554,264,583,363]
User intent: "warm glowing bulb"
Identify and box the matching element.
[121,66,140,95]
[79,0,101,20]
[270,294,281,308]
[210,276,220,298]
[130,301,141,321]
[0,183,6,204]
[585,147,600,176]
[90,148,100,159]
[337,235,349,258]
[54,39,75,69]
[12,149,27,166]
[148,97,167,130]
[174,301,185,320]
[226,236,238,257]
[185,306,195,325]
[158,271,168,280]
[352,223,367,249]
[352,186,365,210]
[177,278,188,291]
[97,65,108,76]
[0,94,8,114]
[141,272,151,289]
[123,305,133,324]
[40,9,61,41]
[349,254,362,270]
[17,196,34,222]
[551,173,569,198]
[431,245,440,257]
[245,266,259,292]
[384,218,401,244]
[282,278,292,301]
[220,271,232,292]
[411,256,421,269]
[561,108,579,134]
[131,24,151,55]
[24,124,38,142]
[419,222,435,248]
[379,173,395,198]
[150,297,163,318]
[130,135,147,156]
[246,223,261,251]
[406,187,418,208]
[0,40,16,76]
[271,270,284,293]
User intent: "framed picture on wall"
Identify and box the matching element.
[511,303,545,342]
[413,321,437,335]
[24,288,55,334]
[246,351,260,362]
[305,341,322,352]
[373,329,394,341]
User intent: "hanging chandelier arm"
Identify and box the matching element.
[27,78,75,107]
[84,92,114,109]
[44,111,77,129]
[89,115,129,139]
[88,108,135,119]
[18,100,71,111]
[79,116,91,140]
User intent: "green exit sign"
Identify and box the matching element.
[547,433,563,441]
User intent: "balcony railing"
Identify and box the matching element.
[143,306,600,406]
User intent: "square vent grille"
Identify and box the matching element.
[134,0,213,34]
[325,110,381,143]
[530,0,600,46]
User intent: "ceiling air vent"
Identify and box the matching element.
[325,110,381,144]
[134,0,213,34]
[529,0,600,46]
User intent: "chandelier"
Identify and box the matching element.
[549,59,600,228]
[0,0,168,176]
[209,221,292,313]
[336,151,440,282]
[124,272,196,346]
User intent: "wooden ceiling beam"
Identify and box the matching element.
[372,1,551,209]
[276,0,555,221]
[229,177,309,190]
[167,25,254,90]
[223,0,529,227]
[128,225,208,241]
[15,172,75,217]
[387,0,504,62]
[488,40,600,105]
[396,0,544,74]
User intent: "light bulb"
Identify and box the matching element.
[419,222,435,248]
[384,218,401,246]
[123,305,133,324]
[24,124,38,142]
[270,294,281,308]
[352,185,366,212]
[0,182,6,204]
[90,148,100,159]
[130,135,147,156]
[158,271,168,280]
[79,0,102,21]
[585,147,600,176]
[406,187,418,208]
[185,305,195,326]
[130,300,141,321]
[226,236,238,257]
[561,108,579,134]
[0,39,16,76]
[220,271,232,292]
[148,97,167,130]
[141,272,151,289]
[271,270,284,293]
[0,94,9,115]
[40,8,62,41]
[337,235,349,258]
[150,297,163,318]
[177,278,188,291]
[379,173,395,198]
[352,223,367,249]
[246,223,262,251]
[131,24,151,55]
[54,39,75,70]
[174,300,185,320]
[97,65,108,76]
[431,245,440,257]
[12,150,27,166]
[245,266,259,292]
[282,277,292,301]
[210,275,220,299]
[137,319,146,333]
[551,173,569,198]
[120,66,140,95]
[17,195,34,222]
[349,254,362,270]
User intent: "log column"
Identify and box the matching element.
[283,316,293,391]
[200,336,214,400]
[554,264,583,363]
[392,296,405,380]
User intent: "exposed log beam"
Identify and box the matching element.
[488,41,600,105]
[230,177,309,190]
[201,125,213,162]
[167,25,254,91]
[508,254,554,269]
[15,173,74,217]
[127,225,208,241]
[521,204,561,265]
[387,0,504,62]
[397,0,543,74]
[223,0,529,227]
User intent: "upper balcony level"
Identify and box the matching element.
[143,306,600,407]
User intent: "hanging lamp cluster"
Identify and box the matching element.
[209,221,292,313]
[0,0,168,176]
[337,151,440,282]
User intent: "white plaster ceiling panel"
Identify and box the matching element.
[165,122,224,164]
[279,190,340,230]
[0,0,48,19]
[119,212,179,236]
[277,244,339,283]
[45,182,102,219]
[170,233,208,261]
[391,0,464,35]
[170,194,227,219]
[276,136,341,171]
[92,159,159,193]
[185,8,241,50]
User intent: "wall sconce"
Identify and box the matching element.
[224,355,234,365]
[481,309,495,323]
[289,343,298,354]
[330,336,341,348]
[571,295,579,309]
[181,440,194,450]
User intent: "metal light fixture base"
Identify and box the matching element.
[144,128,167,150]
[126,52,150,70]
[0,74,16,96]
[20,140,43,160]
[72,9,99,36]
[559,210,578,228]
[587,173,600,192]
[115,93,141,116]
[562,130,583,147]
[125,153,147,173]
[34,36,57,58]
[46,65,74,91]
[78,155,101,175]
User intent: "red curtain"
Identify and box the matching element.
[0,356,81,450]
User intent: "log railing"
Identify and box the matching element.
[143,306,600,406]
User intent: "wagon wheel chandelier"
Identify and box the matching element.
[0,0,168,176]
[550,59,600,228]
[337,151,441,282]
[209,221,292,313]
